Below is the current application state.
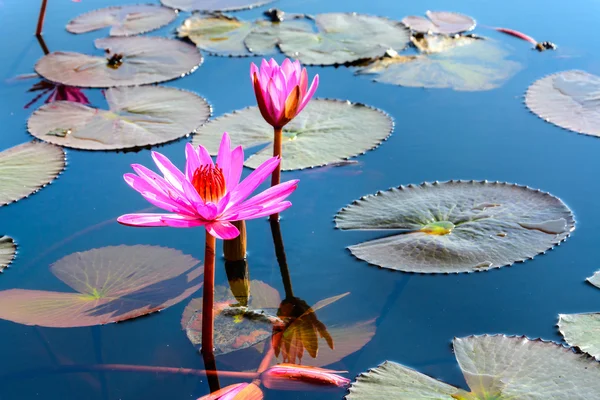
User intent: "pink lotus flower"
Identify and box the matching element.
[250,58,319,128]
[117,132,298,240]
[261,364,350,391]
[197,383,263,400]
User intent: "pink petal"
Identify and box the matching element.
[216,132,232,184]
[216,191,232,216]
[117,213,205,228]
[227,146,244,191]
[185,142,201,180]
[124,173,196,216]
[299,68,308,96]
[260,59,273,78]
[281,58,295,80]
[228,157,280,206]
[268,79,283,120]
[297,74,319,114]
[197,144,214,167]
[206,221,240,240]
[268,58,279,70]
[225,180,298,215]
[151,151,186,192]
[232,201,292,220]
[250,63,259,80]
[131,164,190,208]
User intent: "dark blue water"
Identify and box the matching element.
[2,0,600,398]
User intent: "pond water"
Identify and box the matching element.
[2,0,600,399]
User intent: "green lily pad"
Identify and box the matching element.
[192,99,393,171]
[27,86,211,151]
[401,11,476,35]
[525,70,600,137]
[177,14,254,56]
[0,245,203,327]
[35,37,202,88]
[244,18,319,55]
[244,13,410,65]
[357,38,521,91]
[183,280,281,355]
[0,141,65,207]
[347,335,600,399]
[335,180,574,273]
[66,5,177,36]
[587,270,600,289]
[161,0,275,12]
[0,236,16,272]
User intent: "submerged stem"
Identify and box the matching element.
[270,126,283,221]
[202,233,217,359]
[36,0,48,36]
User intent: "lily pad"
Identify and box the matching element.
[192,99,393,170]
[244,13,410,65]
[357,38,521,91]
[525,70,600,137]
[161,0,275,12]
[183,280,281,355]
[35,37,202,88]
[27,86,211,151]
[0,141,65,206]
[0,236,16,272]
[401,11,476,35]
[0,245,203,328]
[587,270,600,289]
[66,5,177,36]
[335,180,574,273]
[177,14,253,56]
[346,335,600,399]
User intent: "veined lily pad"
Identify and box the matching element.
[335,181,574,273]
[0,245,203,327]
[66,5,177,36]
[0,141,65,206]
[35,37,202,88]
[401,11,476,35]
[192,99,393,170]
[244,13,410,65]
[557,270,600,359]
[183,280,281,355]
[177,14,253,56]
[347,335,600,399]
[27,86,211,150]
[525,70,600,137]
[357,38,521,91]
[161,0,275,12]
[243,19,314,55]
[0,236,16,272]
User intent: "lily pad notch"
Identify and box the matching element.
[335,180,574,273]
[0,236,16,272]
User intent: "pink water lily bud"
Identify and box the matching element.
[197,383,263,400]
[117,132,299,240]
[250,58,319,128]
[261,363,351,391]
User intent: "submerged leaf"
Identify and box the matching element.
[0,245,203,327]
[411,34,480,54]
[178,14,254,56]
[347,335,600,399]
[401,11,476,35]
[244,13,410,65]
[357,38,521,91]
[192,99,393,170]
[161,0,275,12]
[35,37,202,88]
[0,141,65,206]
[28,86,211,150]
[67,5,177,36]
[0,236,16,272]
[335,180,574,273]
[525,70,600,137]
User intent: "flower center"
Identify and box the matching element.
[191,164,226,203]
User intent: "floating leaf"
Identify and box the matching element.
[401,11,476,35]
[587,270,600,289]
[244,13,410,65]
[28,86,211,151]
[525,70,600,137]
[35,37,202,88]
[192,99,393,170]
[0,245,202,327]
[66,5,177,36]
[0,141,65,206]
[357,38,520,91]
[177,14,253,56]
[184,280,281,355]
[161,0,275,12]
[335,180,574,273]
[347,335,600,399]
[410,34,479,54]
[0,236,16,272]
[244,19,319,55]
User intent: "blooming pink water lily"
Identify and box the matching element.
[250,58,319,128]
[261,364,350,390]
[197,383,263,400]
[117,132,298,240]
